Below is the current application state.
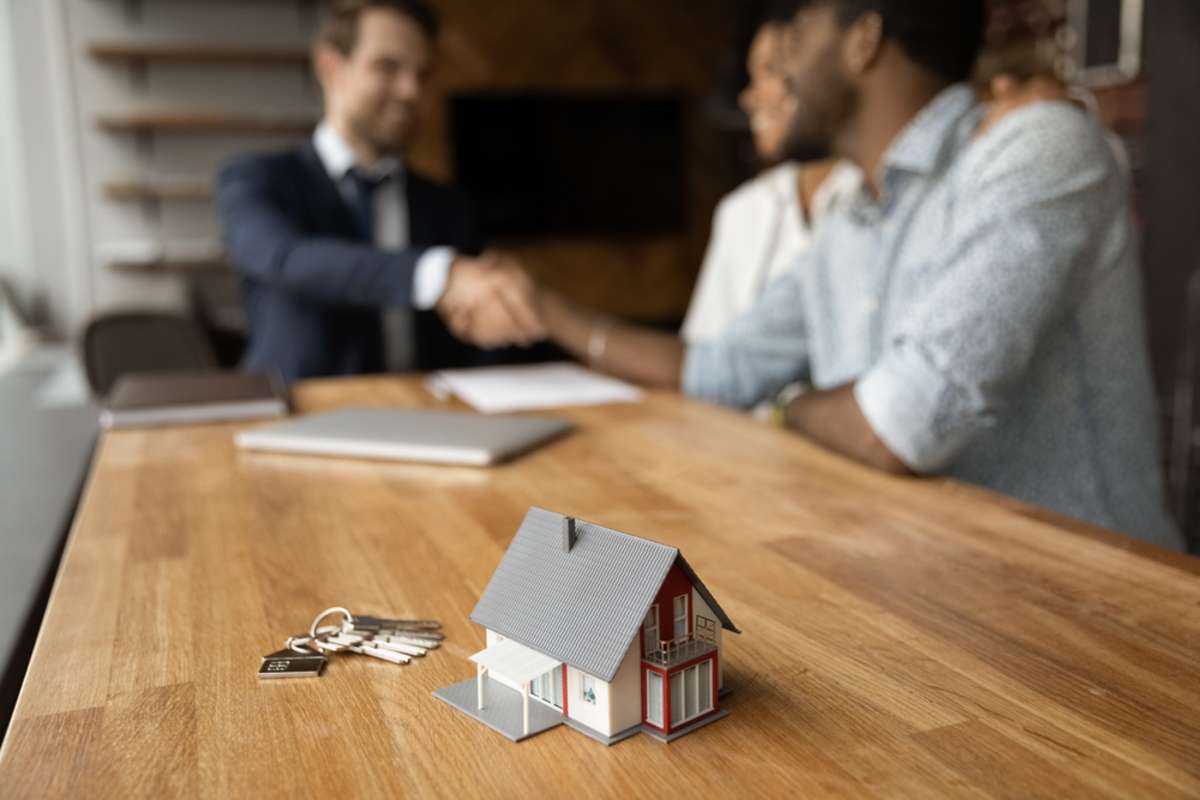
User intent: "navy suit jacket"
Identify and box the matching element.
[217,143,491,382]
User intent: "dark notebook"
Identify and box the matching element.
[100,370,289,430]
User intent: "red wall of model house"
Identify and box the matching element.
[651,561,694,645]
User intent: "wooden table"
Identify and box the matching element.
[2,376,1199,798]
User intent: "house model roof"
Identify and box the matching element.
[470,507,739,682]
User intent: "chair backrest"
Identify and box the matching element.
[81,311,217,398]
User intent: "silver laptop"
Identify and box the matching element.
[235,407,573,466]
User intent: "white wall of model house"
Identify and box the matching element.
[603,642,644,735]
[5,0,321,337]
[564,664,607,734]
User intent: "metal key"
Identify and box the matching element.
[374,626,444,640]
[326,632,368,647]
[309,637,348,654]
[368,639,427,657]
[349,643,411,664]
[374,633,440,649]
[350,615,442,633]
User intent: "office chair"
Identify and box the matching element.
[81,311,217,399]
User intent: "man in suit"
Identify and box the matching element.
[217,0,544,382]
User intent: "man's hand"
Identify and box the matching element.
[977,74,1070,138]
[436,253,547,349]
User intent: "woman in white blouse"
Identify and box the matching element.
[682,21,859,343]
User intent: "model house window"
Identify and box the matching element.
[670,670,684,726]
[668,659,714,727]
[643,605,658,652]
[530,667,562,709]
[580,674,596,704]
[673,594,688,642]
[698,660,712,712]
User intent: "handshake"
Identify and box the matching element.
[435,252,549,350]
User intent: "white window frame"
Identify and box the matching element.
[530,667,562,710]
[668,659,714,727]
[673,593,689,643]
[580,673,596,704]
[643,604,659,652]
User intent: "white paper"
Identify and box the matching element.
[429,362,644,414]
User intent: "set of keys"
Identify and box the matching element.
[258,606,444,680]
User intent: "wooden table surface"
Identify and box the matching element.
[2,376,1199,798]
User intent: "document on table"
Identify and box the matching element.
[428,362,644,414]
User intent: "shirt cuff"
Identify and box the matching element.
[412,247,456,310]
[854,348,977,474]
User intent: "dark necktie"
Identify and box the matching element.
[345,168,387,242]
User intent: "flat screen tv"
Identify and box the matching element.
[450,93,686,239]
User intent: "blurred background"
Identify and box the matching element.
[0,0,1198,723]
[1,0,1182,350]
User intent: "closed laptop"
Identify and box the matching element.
[234,407,572,466]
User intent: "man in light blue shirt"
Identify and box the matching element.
[531,0,1181,549]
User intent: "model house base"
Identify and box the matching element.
[433,508,741,746]
[434,677,733,746]
[434,677,563,742]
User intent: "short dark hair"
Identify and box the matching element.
[318,0,440,55]
[764,0,986,83]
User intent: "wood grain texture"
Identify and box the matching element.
[2,375,1199,799]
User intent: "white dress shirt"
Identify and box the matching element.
[682,161,860,343]
[313,122,455,370]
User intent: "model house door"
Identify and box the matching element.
[646,671,663,727]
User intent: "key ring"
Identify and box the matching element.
[309,607,353,640]
[286,635,316,654]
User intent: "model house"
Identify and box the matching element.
[434,507,740,744]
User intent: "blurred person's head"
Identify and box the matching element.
[314,0,439,162]
[739,22,796,163]
[766,0,986,164]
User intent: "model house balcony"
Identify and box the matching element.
[643,635,716,669]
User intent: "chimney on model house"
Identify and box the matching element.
[562,516,577,552]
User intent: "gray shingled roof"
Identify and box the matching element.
[470,507,739,682]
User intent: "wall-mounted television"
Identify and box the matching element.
[450,93,686,239]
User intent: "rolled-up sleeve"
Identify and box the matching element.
[683,263,812,409]
[855,104,1124,472]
